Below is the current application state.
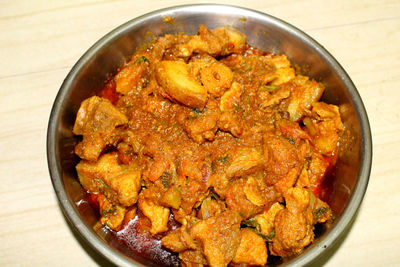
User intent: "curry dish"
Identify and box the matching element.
[73,25,343,266]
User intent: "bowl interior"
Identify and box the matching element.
[48,4,371,266]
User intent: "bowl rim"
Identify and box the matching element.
[47,3,372,266]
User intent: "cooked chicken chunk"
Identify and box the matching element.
[73,96,128,161]
[138,198,170,235]
[76,153,141,207]
[303,102,344,155]
[233,228,268,266]
[190,211,242,267]
[270,187,332,257]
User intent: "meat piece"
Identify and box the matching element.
[260,86,291,109]
[97,194,126,230]
[243,177,267,206]
[270,187,314,257]
[303,102,344,155]
[270,187,332,257]
[179,99,220,143]
[221,54,276,84]
[180,179,209,215]
[232,228,268,266]
[73,96,128,161]
[267,54,295,86]
[179,249,208,267]
[217,112,243,137]
[155,60,208,108]
[115,54,150,94]
[253,202,284,237]
[177,25,246,58]
[161,226,197,252]
[226,147,263,178]
[200,62,233,97]
[220,82,242,112]
[138,198,170,235]
[212,26,247,54]
[284,75,324,121]
[263,133,302,193]
[76,153,141,207]
[198,197,226,220]
[190,210,242,267]
[225,178,263,219]
[276,119,310,143]
[108,170,142,206]
[160,187,182,210]
[304,152,330,192]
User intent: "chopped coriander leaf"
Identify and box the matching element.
[218,154,229,163]
[190,107,204,114]
[285,137,295,145]
[266,229,275,240]
[211,161,216,172]
[136,56,150,64]
[313,207,329,221]
[161,172,172,188]
[242,218,261,230]
[234,103,243,111]
[259,85,277,92]
[210,190,220,200]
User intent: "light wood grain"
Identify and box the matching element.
[0,0,399,266]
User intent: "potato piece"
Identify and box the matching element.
[233,228,268,266]
[156,61,208,108]
[138,199,170,235]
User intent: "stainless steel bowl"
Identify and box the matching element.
[47,4,372,266]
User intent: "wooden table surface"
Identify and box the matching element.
[1,0,399,266]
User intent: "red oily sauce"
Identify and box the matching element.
[310,154,337,203]
[114,212,181,267]
[98,79,119,105]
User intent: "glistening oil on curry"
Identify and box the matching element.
[73,25,344,266]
